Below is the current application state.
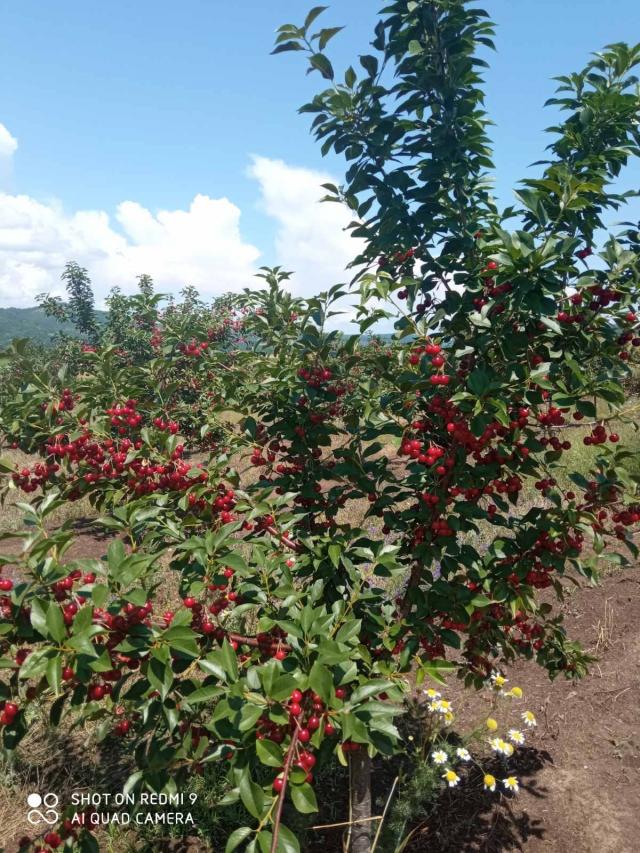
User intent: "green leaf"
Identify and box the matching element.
[226,827,253,853]
[186,684,224,704]
[256,739,284,768]
[309,53,334,80]
[304,5,327,29]
[46,605,66,643]
[220,639,239,681]
[46,656,62,694]
[318,26,344,50]
[290,782,318,814]
[309,661,333,703]
[29,599,48,638]
[239,772,265,820]
[277,825,301,853]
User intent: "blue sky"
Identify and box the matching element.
[0,0,639,308]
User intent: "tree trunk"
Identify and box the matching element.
[349,750,372,853]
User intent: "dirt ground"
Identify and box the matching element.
[411,564,640,853]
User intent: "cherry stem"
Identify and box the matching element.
[265,525,303,554]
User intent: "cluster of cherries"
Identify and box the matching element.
[583,424,619,446]
[152,417,180,434]
[178,339,209,358]
[0,699,19,726]
[11,461,60,493]
[297,365,334,387]
[106,399,143,432]
[50,387,75,414]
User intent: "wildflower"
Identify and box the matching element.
[443,711,455,725]
[432,750,448,765]
[486,717,498,731]
[503,776,519,793]
[508,686,523,699]
[490,672,508,689]
[508,729,525,745]
[423,688,441,700]
[489,737,511,756]
[521,711,537,728]
[483,773,497,792]
[455,747,471,762]
[442,769,460,787]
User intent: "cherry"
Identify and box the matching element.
[289,702,302,717]
[273,777,284,793]
[62,666,75,681]
[324,722,336,736]
[290,689,303,703]
[335,687,347,700]
[308,715,320,731]
[298,728,311,743]
[4,701,18,718]
[183,597,197,609]
[0,579,13,592]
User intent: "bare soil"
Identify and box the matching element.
[410,564,640,853]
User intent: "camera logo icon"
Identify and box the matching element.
[27,792,59,825]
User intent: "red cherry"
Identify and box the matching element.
[273,777,284,793]
[183,597,197,609]
[289,703,302,717]
[335,687,347,700]
[324,722,336,736]
[89,684,105,701]
[3,701,18,718]
[308,715,320,731]
[290,689,303,703]
[298,728,311,743]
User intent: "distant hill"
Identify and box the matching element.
[0,306,106,348]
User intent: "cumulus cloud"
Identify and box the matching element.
[0,123,18,161]
[0,192,262,308]
[249,155,363,299]
[0,120,364,313]
[0,122,18,191]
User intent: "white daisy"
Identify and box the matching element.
[432,750,448,765]
[423,688,441,700]
[521,711,537,728]
[490,671,508,689]
[442,769,460,787]
[508,729,525,745]
[503,776,519,793]
[455,747,471,762]
[483,773,497,791]
[489,737,511,756]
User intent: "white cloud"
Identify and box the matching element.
[249,156,362,299]
[0,192,262,308]
[0,123,18,161]
[0,121,365,314]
